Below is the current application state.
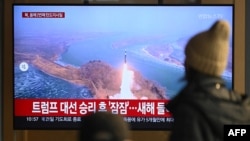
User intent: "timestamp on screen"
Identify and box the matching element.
[26,117,39,122]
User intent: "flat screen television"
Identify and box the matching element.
[13,4,234,130]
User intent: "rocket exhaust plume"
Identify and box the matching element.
[109,49,136,99]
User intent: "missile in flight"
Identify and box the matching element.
[124,49,127,63]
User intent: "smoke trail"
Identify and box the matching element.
[109,63,136,99]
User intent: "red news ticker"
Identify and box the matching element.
[14,99,172,117]
[22,12,65,18]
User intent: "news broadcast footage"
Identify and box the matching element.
[13,5,233,130]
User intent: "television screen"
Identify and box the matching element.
[13,4,233,130]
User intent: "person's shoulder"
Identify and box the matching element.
[240,93,250,105]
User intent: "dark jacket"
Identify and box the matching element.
[166,72,250,141]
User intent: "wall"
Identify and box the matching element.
[246,0,250,96]
[0,0,3,141]
[3,0,245,141]
[244,0,250,96]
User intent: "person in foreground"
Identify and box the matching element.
[78,111,131,141]
[166,20,250,141]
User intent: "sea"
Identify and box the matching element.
[14,34,232,99]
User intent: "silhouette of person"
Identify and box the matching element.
[166,20,250,141]
[78,111,131,141]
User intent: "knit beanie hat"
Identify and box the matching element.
[185,20,230,76]
[79,112,131,141]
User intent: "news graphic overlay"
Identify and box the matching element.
[224,125,250,141]
[19,62,29,72]
[22,12,65,18]
[13,5,233,130]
